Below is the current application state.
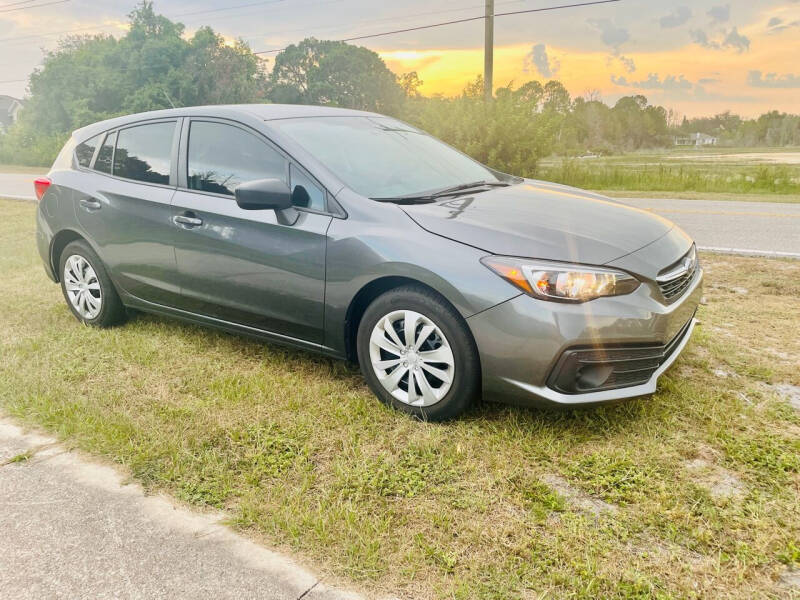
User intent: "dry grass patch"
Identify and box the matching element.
[0,198,798,599]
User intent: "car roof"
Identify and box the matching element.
[72,104,382,140]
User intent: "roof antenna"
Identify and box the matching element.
[162,89,177,109]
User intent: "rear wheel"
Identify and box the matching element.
[357,286,480,421]
[59,240,126,327]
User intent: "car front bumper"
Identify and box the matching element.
[467,267,703,408]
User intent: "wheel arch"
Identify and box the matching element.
[50,229,89,282]
[343,275,477,364]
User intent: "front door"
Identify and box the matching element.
[171,119,331,344]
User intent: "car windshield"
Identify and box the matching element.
[269,116,503,200]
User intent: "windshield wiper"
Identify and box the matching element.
[372,180,511,204]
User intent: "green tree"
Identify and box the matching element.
[0,1,267,165]
[403,78,562,177]
[268,38,405,112]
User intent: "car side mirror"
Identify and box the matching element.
[234,178,293,211]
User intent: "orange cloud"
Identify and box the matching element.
[377,17,800,117]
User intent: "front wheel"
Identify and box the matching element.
[356,286,480,421]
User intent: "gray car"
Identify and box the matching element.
[35,104,702,420]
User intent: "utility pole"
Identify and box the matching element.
[484,0,494,102]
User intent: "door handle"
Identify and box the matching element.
[79,198,101,210]
[173,214,203,228]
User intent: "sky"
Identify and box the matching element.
[0,0,798,118]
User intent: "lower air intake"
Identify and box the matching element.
[547,316,695,394]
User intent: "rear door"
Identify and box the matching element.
[75,119,182,306]
[170,118,332,344]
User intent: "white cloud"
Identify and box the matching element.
[707,5,731,24]
[524,43,560,78]
[587,18,630,48]
[611,73,693,91]
[690,26,750,53]
[659,6,692,29]
[747,70,800,88]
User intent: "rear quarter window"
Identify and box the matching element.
[51,137,77,170]
[75,134,102,168]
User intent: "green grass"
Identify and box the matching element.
[1,450,35,465]
[1,197,799,598]
[537,149,800,196]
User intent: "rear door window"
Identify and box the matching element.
[113,121,176,185]
[94,132,116,174]
[187,121,287,196]
[75,134,102,168]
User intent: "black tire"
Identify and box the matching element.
[58,239,127,328]
[356,285,480,421]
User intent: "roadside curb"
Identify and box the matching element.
[0,416,365,600]
[698,246,800,259]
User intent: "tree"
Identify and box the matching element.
[268,38,405,113]
[0,2,267,164]
[397,72,423,98]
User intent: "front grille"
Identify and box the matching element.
[657,246,698,302]
[547,315,695,394]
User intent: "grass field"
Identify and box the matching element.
[538,149,800,197]
[1,197,799,599]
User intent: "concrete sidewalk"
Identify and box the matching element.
[0,418,361,600]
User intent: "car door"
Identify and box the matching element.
[171,118,332,344]
[74,119,182,307]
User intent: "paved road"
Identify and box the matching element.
[616,197,800,258]
[0,172,42,200]
[2,172,798,257]
[0,418,360,600]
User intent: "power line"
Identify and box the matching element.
[0,0,621,85]
[0,0,299,45]
[0,0,521,47]
[235,0,522,45]
[0,0,69,13]
[253,0,622,53]
[0,0,42,8]
[168,0,287,19]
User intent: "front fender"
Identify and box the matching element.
[323,208,519,356]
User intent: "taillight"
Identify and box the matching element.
[34,178,51,202]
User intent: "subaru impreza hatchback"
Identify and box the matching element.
[35,104,702,420]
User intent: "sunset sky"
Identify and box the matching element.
[0,0,798,117]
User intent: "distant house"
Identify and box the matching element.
[0,95,23,133]
[674,132,718,147]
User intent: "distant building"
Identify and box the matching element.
[674,132,718,147]
[0,95,23,133]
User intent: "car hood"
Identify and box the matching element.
[400,180,675,265]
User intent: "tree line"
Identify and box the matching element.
[1,2,797,169]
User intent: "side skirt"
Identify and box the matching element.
[120,291,344,360]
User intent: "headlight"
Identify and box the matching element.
[481,257,640,302]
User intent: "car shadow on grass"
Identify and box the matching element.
[126,309,653,438]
